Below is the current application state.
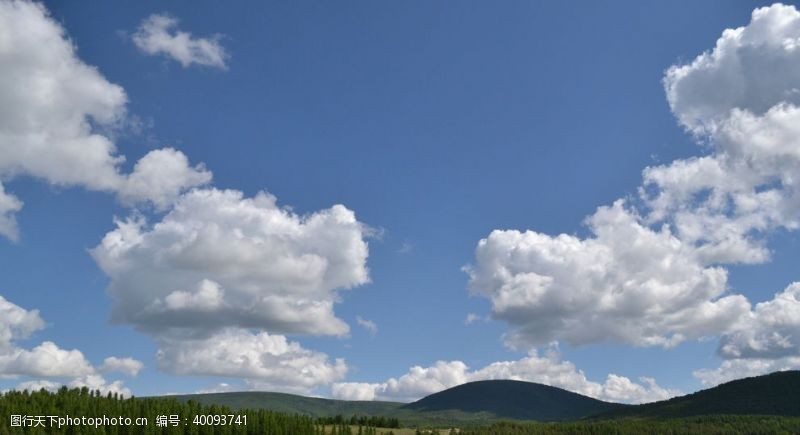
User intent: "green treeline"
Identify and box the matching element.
[316,415,400,429]
[457,415,800,435]
[0,387,330,434]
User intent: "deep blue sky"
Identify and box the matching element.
[3,0,794,397]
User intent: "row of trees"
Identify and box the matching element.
[1,387,326,434]
[456,415,800,435]
[316,415,400,429]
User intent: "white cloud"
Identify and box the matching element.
[0,342,94,378]
[91,188,370,338]
[0,183,23,242]
[356,316,378,336]
[100,357,144,377]
[119,148,212,211]
[133,13,228,69]
[11,375,132,398]
[664,4,800,133]
[333,347,678,404]
[196,382,236,394]
[0,294,133,396]
[13,379,61,393]
[0,0,211,240]
[0,295,45,347]
[464,313,483,325]
[157,328,347,395]
[68,374,132,397]
[467,3,800,356]
[466,201,750,349]
[715,283,800,359]
[693,357,800,387]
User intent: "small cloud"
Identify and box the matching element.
[133,13,228,69]
[397,241,413,254]
[196,383,236,394]
[356,316,378,336]
[465,313,483,325]
[100,357,144,377]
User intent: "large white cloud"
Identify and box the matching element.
[133,13,228,69]
[333,347,678,404]
[157,328,347,395]
[0,0,210,241]
[466,201,749,348]
[91,188,370,338]
[467,3,800,356]
[664,4,800,133]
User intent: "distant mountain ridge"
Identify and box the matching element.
[403,379,622,421]
[168,370,800,425]
[596,370,800,419]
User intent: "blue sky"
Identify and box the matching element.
[2,0,800,403]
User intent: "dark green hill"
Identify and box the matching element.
[403,379,624,421]
[171,391,403,417]
[595,370,800,419]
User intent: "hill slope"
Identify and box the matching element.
[404,379,623,421]
[171,391,403,417]
[595,370,800,419]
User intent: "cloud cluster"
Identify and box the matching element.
[466,201,749,349]
[13,375,133,398]
[133,14,228,69]
[466,3,800,379]
[0,0,210,241]
[91,188,370,338]
[333,346,678,404]
[0,0,367,394]
[89,188,371,393]
[157,329,347,394]
[0,294,140,397]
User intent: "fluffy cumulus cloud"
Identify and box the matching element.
[157,329,347,395]
[0,0,210,241]
[133,13,228,69]
[466,201,750,349]
[333,347,678,404]
[0,342,94,378]
[91,188,370,338]
[0,295,45,347]
[0,294,140,396]
[90,188,370,391]
[692,282,800,385]
[466,3,800,362]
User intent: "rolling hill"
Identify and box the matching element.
[595,370,800,419]
[170,380,624,424]
[170,391,404,417]
[168,371,800,426]
[403,379,623,421]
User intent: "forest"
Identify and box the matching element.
[4,388,800,435]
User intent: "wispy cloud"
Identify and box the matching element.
[133,13,228,69]
[356,316,378,336]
